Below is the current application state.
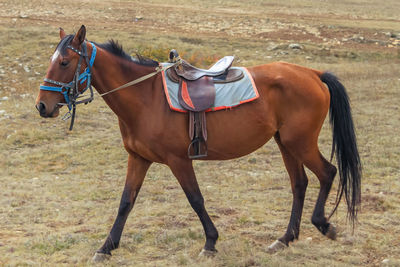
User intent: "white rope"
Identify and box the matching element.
[98,61,180,97]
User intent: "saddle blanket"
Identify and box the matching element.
[161,64,259,112]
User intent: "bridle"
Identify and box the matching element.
[39,40,181,130]
[39,41,96,130]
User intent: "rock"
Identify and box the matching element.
[134,16,143,22]
[289,43,303,49]
[267,43,280,51]
[385,32,396,38]
[248,158,257,164]
[277,51,289,55]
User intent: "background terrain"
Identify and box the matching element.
[0,0,399,266]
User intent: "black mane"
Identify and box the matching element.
[96,40,159,67]
[56,36,158,67]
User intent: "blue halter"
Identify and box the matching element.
[39,41,97,130]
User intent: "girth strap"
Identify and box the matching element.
[188,111,208,159]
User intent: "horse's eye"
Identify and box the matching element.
[60,60,69,66]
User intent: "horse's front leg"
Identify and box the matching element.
[168,156,219,256]
[93,153,152,262]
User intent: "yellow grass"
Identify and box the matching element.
[0,0,399,266]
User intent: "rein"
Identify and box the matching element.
[98,61,180,97]
[40,41,181,130]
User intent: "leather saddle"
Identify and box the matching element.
[167,50,244,159]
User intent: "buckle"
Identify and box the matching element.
[62,111,72,121]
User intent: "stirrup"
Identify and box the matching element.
[188,137,207,159]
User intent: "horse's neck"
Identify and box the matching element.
[91,49,157,123]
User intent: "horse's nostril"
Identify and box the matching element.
[36,102,47,115]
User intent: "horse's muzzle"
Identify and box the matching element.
[36,101,60,118]
[36,101,48,117]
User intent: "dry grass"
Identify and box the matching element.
[1,0,400,266]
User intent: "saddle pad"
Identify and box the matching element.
[161,64,259,113]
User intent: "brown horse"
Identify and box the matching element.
[35,26,361,260]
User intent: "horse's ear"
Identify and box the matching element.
[59,27,66,39]
[72,25,86,46]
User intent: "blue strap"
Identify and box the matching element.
[77,42,96,84]
[39,41,97,111]
[89,42,96,67]
[40,85,70,106]
[39,85,64,92]
[78,70,90,84]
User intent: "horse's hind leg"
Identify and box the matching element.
[268,133,309,252]
[307,152,337,239]
[274,126,337,245]
[168,157,219,256]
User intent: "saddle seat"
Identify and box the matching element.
[177,55,234,80]
[167,65,244,84]
[167,49,244,159]
[168,49,243,83]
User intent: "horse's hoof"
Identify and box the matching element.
[267,240,287,253]
[326,223,337,240]
[92,252,111,262]
[198,248,217,257]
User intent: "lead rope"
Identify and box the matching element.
[66,60,180,130]
[68,61,179,129]
[98,60,181,98]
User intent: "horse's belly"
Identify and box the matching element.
[201,105,276,160]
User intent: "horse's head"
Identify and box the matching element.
[36,25,94,120]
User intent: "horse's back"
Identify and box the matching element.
[248,61,327,102]
[247,62,330,121]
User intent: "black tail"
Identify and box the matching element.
[320,72,362,225]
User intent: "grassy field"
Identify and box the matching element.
[0,0,400,266]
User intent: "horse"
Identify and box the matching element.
[35,25,361,261]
